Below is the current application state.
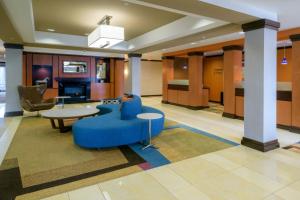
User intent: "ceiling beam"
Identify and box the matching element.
[1,0,35,43]
[136,23,241,53]
[126,16,228,52]
[0,2,22,43]
[123,0,258,24]
[200,0,277,21]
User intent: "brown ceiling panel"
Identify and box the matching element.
[137,0,258,24]
[32,0,184,40]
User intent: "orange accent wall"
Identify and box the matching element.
[23,53,124,100]
[22,55,27,85]
[91,83,111,100]
[291,41,300,128]
[162,59,174,102]
[114,59,125,98]
[223,50,243,115]
[203,56,224,102]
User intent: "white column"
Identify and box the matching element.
[125,53,141,96]
[242,19,280,152]
[4,43,23,116]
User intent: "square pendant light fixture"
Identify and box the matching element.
[88,15,124,48]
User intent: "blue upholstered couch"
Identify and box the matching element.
[72,95,165,148]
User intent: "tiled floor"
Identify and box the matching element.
[2,97,300,200]
[41,146,300,200]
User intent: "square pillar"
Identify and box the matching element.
[162,56,174,103]
[241,19,280,152]
[290,34,300,133]
[188,52,208,109]
[4,43,24,117]
[125,53,142,96]
[222,45,243,118]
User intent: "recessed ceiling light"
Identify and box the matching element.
[47,28,55,32]
[191,42,197,45]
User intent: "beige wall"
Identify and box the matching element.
[125,60,162,96]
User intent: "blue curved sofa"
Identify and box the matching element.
[72,95,165,148]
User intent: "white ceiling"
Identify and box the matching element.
[1,0,300,59]
[201,0,300,30]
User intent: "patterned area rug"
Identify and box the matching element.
[0,117,237,200]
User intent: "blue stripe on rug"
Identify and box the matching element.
[164,124,239,146]
[129,143,170,168]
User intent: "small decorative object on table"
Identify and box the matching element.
[55,96,71,109]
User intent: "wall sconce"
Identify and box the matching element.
[124,68,129,76]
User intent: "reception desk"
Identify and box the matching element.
[235,82,292,128]
[165,80,209,109]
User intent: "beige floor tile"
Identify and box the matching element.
[266,149,300,169]
[147,166,210,200]
[169,155,228,184]
[68,185,105,200]
[274,180,300,200]
[99,172,177,200]
[264,194,285,200]
[232,167,285,193]
[276,188,300,200]
[194,172,273,200]
[243,155,300,184]
[40,193,69,200]
[197,151,241,170]
[214,146,270,166]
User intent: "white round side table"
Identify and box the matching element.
[137,113,163,150]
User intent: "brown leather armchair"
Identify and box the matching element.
[18,84,55,113]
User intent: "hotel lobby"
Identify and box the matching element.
[1,0,300,200]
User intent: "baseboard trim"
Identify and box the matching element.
[241,137,280,152]
[187,105,209,110]
[161,101,208,110]
[290,126,300,134]
[141,95,162,97]
[4,111,23,117]
[222,112,236,119]
[277,124,291,131]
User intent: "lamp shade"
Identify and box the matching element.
[88,25,124,48]
[281,57,288,65]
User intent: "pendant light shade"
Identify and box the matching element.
[88,15,124,48]
[281,45,288,65]
[281,57,288,65]
[88,25,124,48]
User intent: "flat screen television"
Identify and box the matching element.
[63,61,87,73]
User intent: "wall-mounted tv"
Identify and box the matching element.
[63,61,87,73]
